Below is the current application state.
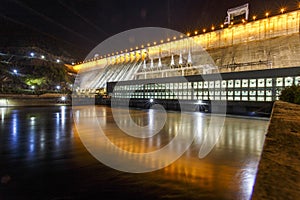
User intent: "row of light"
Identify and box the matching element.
[77,6,295,65]
[76,35,188,65]
[186,8,289,36]
[29,52,62,64]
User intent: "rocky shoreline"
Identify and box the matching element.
[252,101,300,199]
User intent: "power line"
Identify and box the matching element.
[10,0,96,45]
[0,12,83,51]
[58,0,109,37]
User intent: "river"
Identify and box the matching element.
[0,106,268,199]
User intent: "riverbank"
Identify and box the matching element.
[0,93,70,106]
[252,101,300,199]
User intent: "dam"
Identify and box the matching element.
[72,6,300,115]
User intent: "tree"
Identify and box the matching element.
[279,85,300,104]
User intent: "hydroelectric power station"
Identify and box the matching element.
[72,4,300,116]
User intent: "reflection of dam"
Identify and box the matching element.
[72,106,268,199]
[73,9,300,115]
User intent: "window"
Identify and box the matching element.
[228,80,234,88]
[221,80,227,88]
[258,79,265,87]
[250,79,256,88]
[204,81,208,88]
[193,82,197,89]
[285,77,293,87]
[242,79,248,88]
[266,78,272,87]
[198,82,203,88]
[258,90,264,96]
[235,80,241,88]
[295,76,300,85]
[266,90,272,96]
[276,78,283,87]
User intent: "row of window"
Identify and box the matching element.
[114,77,300,91]
[112,76,300,102]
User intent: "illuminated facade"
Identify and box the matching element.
[74,9,300,114]
[74,9,300,73]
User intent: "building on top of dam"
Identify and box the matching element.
[72,4,300,115]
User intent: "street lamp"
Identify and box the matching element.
[265,12,269,18]
[13,69,17,74]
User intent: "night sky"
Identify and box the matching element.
[1,0,299,59]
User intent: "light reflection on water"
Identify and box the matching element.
[73,106,268,199]
[0,106,269,199]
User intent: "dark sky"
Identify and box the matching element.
[0,0,299,59]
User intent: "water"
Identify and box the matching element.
[0,106,269,200]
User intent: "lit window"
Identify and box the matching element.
[221,80,227,88]
[235,80,241,88]
[250,79,256,88]
[209,81,214,88]
[258,79,265,87]
[266,78,272,87]
[198,82,203,88]
[266,97,272,101]
[204,81,208,88]
[276,78,283,86]
[285,77,293,87]
[242,79,248,88]
[295,76,300,85]
[228,80,234,88]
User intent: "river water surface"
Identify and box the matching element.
[0,106,268,200]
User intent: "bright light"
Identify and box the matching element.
[56,59,60,63]
[280,8,285,14]
[253,15,257,20]
[41,55,45,59]
[220,24,224,28]
[30,52,35,57]
[265,12,269,17]
[56,85,61,90]
[211,26,215,31]
[61,96,66,101]
[149,98,154,103]
[203,28,206,33]
[196,100,206,105]
[13,69,17,74]
[31,86,35,89]
[194,30,198,35]
[186,33,190,37]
